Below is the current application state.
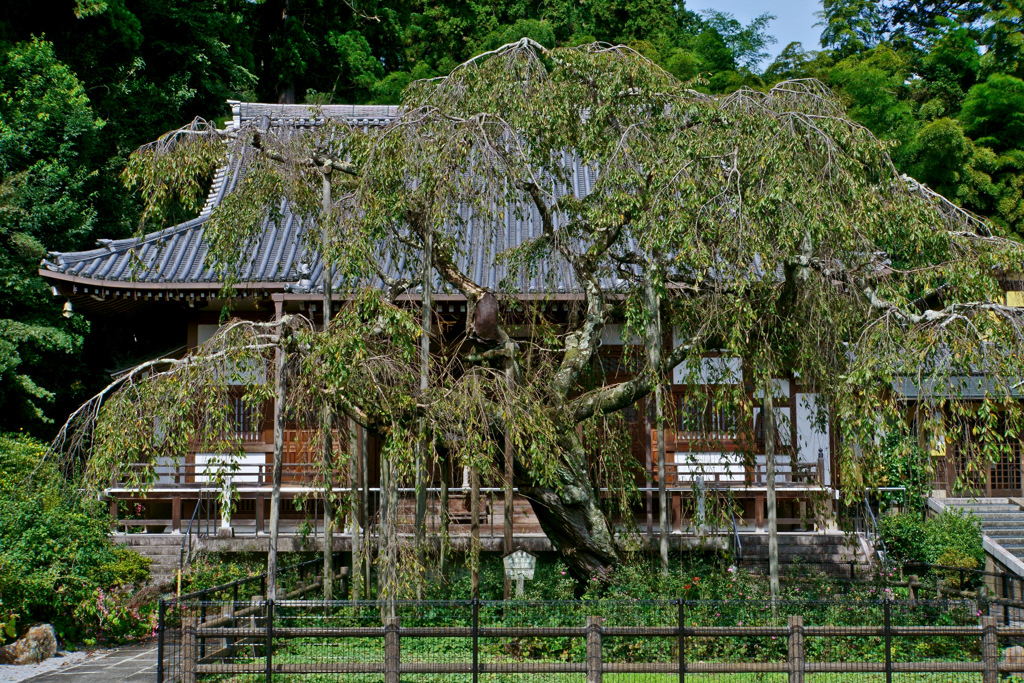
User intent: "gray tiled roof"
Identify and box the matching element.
[40,102,616,295]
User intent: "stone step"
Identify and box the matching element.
[114,535,185,547]
[966,520,1024,528]
[120,545,183,555]
[970,509,1024,516]
[945,498,1012,505]
[738,535,853,546]
[966,508,1024,515]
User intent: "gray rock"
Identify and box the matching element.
[0,625,58,665]
[1003,644,1024,672]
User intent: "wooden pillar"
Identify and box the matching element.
[787,615,804,683]
[672,492,682,533]
[1018,442,1024,496]
[181,613,198,683]
[645,400,654,540]
[109,499,118,531]
[385,616,400,683]
[586,616,602,683]
[172,496,182,533]
[981,616,998,683]
[755,495,765,531]
[471,468,480,599]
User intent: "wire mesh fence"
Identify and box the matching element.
[157,598,1024,683]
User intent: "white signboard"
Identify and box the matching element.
[503,550,537,596]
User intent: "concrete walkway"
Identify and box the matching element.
[18,644,156,683]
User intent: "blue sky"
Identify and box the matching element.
[696,0,826,65]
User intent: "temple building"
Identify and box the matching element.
[39,102,1024,583]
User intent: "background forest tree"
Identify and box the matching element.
[1,0,1023,433]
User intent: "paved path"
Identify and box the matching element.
[20,644,156,683]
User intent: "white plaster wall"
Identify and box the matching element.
[600,323,642,346]
[673,357,743,385]
[154,455,176,484]
[197,324,220,344]
[674,451,746,483]
[796,393,831,484]
[195,452,266,484]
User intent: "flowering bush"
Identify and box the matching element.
[0,433,151,642]
[73,586,156,645]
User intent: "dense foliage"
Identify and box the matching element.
[879,508,985,570]
[2,0,1023,435]
[0,433,154,643]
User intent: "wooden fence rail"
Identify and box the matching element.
[160,601,1024,683]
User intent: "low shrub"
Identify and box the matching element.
[925,508,984,568]
[0,432,152,643]
[72,586,156,646]
[879,507,984,583]
[879,512,927,564]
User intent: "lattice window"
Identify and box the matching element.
[233,396,262,442]
[678,394,737,440]
[992,447,1021,491]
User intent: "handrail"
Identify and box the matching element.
[178,491,204,595]
[171,553,340,603]
[730,505,743,560]
[863,492,888,567]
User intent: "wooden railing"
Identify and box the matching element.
[653,454,827,487]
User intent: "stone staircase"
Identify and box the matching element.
[394,493,545,537]
[937,497,1024,560]
[736,531,869,574]
[114,533,185,586]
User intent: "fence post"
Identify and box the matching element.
[385,616,400,683]
[181,609,197,683]
[472,599,479,683]
[787,615,804,683]
[982,616,998,683]
[1003,574,1010,626]
[199,601,206,660]
[586,616,602,683]
[884,599,892,683]
[156,599,165,683]
[265,599,274,683]
[907,576,918,604]
[678,599,686,683]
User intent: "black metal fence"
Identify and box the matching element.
[156,598,1024,683]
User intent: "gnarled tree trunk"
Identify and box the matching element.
[517,434,618,581]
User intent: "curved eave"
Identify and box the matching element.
[40,267,287,293]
